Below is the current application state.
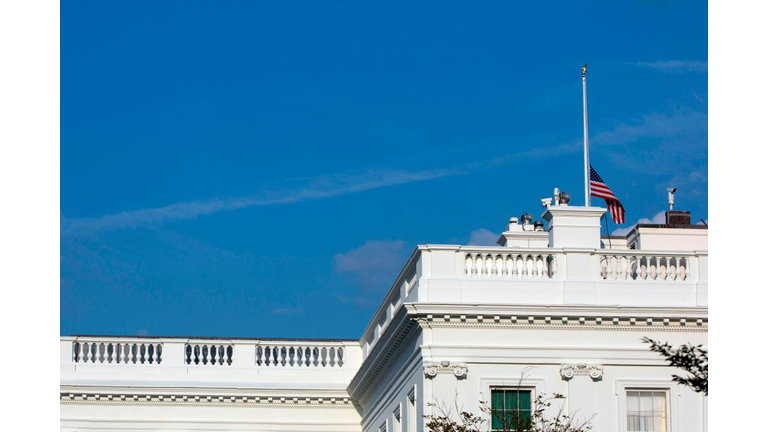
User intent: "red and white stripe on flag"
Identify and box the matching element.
[589,165,626,224]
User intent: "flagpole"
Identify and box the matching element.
[582,64,591,207]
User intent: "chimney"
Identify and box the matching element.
[665,210,691,226]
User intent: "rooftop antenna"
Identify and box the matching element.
[667,188,678,210]
[582,64,591,207]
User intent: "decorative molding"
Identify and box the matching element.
[424,360,468,379]
[59,392,352,408]
[413,314,707,331]
[560,363,603,381]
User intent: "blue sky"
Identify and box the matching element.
[61,1,707,338]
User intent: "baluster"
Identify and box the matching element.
[628,256,637,280]
[329,347,336,366]
[256,346,263,366]
[218,345,225,365]
[115,343,122,364]
[525,255,535,278]
[490,254,498,277]
[193,345,200,365]
[620,256,628,280]
[140,344,147,364]
[638,256,646,280]
[654,257,664,280]
[470,253,478,276]
[666,257,675,280]
[304,347,311,366]
[510,254,518,278]
[465,255,472,275]
[337,347,344,367]
[156,344,163,364]
[323,347,330,366]
[548,254,556,278]
[313,347,320,367]
[479,254,487,276]
[608,256,617,279]
[91,343,98,364]
[147,344,155,364]
[73,342,81,363]
[185,345,192,365]
[683,257,690,281]
[599,256,607,279]
[534,255,542,278]
[501,254,509,277]
[674,257,682,280]
[204,345,211,365]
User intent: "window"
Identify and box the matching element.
[490,388,532,431]
[407,387,416,432]
[393,405,402,432]
[626,390,669,431]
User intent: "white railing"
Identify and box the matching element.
[73,340,162,364]
[598,252,692,281]
[185,343,233,366]
[256,343,345,368]
[64,337,361,372]
[464,251,556,278]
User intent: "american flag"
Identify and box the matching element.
[590,165,625,224]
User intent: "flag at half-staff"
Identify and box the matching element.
[590,165,626,224]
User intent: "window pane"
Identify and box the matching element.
[626,390,668,432]
[491,390,505,410]
[640,392,653,413]
[627,392,639,412]
[518,391,531,410]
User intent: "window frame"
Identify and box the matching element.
[616,380,679,432]
[479,375,545,432]
[625,388,670,432]
[489,386,534,431]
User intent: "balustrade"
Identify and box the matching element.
[73,341,162,364]
[185,343,233,366]
[464,251,556,279]
[256,344,344,367]
[598,253,690,281]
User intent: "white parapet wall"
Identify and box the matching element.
[60,337,364,431]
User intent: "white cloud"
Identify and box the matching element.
[334,240,408,293]
[611,210,666,236]
[634,60,708,73]
[468,228,498,246]
[62,167,466,237]
[61,109,706,238]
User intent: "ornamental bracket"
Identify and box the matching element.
[424,360,468,379]
[560,363,603,381]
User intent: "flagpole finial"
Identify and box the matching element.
[582,64,587,77]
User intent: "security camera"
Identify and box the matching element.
[541,198,553,208]
[667,188,677,210]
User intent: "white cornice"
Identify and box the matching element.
[59,388,353,408]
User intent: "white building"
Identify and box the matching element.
[60,199,708,431]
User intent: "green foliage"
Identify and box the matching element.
[643,337,708,395]
[424,393,593,432]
